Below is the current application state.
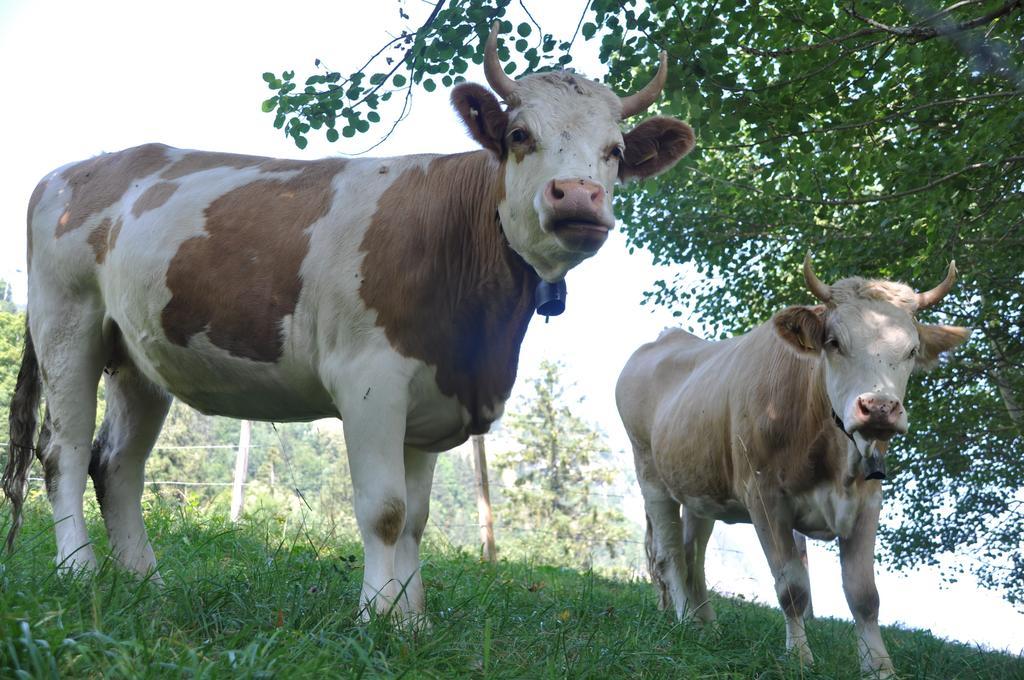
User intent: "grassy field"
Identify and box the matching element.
[1,496,1021,679]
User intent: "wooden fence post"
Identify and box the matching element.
[471,434,497,562]
[230,419,252,522]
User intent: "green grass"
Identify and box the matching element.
[1,496,1021,679]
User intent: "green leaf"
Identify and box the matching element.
[516,22,531,37]
[262,72,276,83]
[393,74,407,87]
[326,128,339,142]
[423,78,436,92]
[367,111,380,123]
[582,23,596,39]
[295,135,307,149]
[261,97,278,113]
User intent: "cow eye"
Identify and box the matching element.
[825,336,841,353]
[908,346,919,359]
[509,128,530,144]
[609,145,624,160]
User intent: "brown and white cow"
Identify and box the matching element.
[616,256,970,677]
[2,25,694,622]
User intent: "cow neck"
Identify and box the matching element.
[359,150,540,434]
[752,321,835,456]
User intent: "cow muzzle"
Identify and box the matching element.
[847,392,907,441]
[540,179,614,252]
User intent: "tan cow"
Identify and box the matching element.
[616,256,970,677]
[3,24,694,624]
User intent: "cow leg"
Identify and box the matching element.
[748,496,813,666]
[839,490,893,678]
[394,447,437,618]
[641,490,693,620]
[792,530,815,619]
[681,506,716,623]
[90,364,172,580]
[31,303,107,573]
[333,363,413,622]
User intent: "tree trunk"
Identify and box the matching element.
[230,419,252,522]
[472,434,497,562]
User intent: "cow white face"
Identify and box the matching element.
[776,258,970,461]
[451,27,694,282]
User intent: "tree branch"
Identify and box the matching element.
[740,27,882,57]
[348,0,449,111]
[685,155,1024,206]
[701,90,1023,151]
[845,0,1021,42]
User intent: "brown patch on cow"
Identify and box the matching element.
[358,151,538,432]
[131,181,179,217]
[374,497,406,545]
[160,159,346,362]
[451,84,509,157]
[619,117,695,181]
[778,581,810,618]
[56,144,171,237]
[87,217,124,264]
[258,159,311,173]
[160,151,266,180]
[109,217,123,251]
[508,128,537,164]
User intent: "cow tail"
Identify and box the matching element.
[3,316,42,552]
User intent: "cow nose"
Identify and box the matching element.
[544,179,605,212]
[851,393,906,438]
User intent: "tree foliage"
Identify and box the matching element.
[266,1,1024,602]
[0,306,25,421]
[495,361,631,568]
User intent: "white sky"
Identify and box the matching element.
[1,0,1021,656]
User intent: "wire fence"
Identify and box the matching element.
[9,437,761,578]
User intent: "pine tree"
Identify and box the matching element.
[495,360,631,568]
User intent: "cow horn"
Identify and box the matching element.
[803,252,831,303]
[916,260,957,310]
[619,51,668,119]
[484,22,517,102]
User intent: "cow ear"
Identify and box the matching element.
[619,116,695,181]
[451,83,508,157]
[915,324,971,371]
[774,305,826,354]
